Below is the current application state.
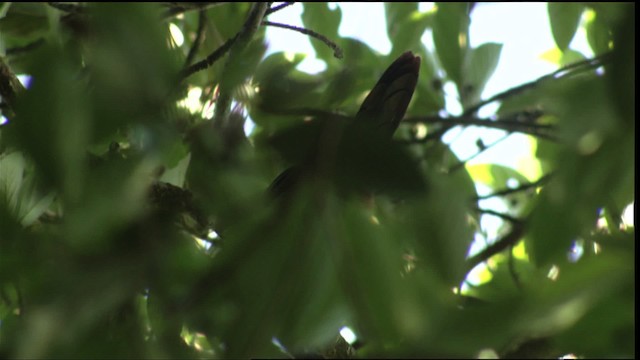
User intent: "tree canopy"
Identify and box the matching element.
[0,2,634,358]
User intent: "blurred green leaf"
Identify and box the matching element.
[220,36,267,92]
[585,11,612,55]
[528,73,633,266]
[432,2,470,87]
[404,175,475,284]
[0,3,50,43]
[335,198,433,345]
[86,3,180,141]
[207,2,253,40]
[518,248,632,338]
[322,38,382,110]
[411,45,446,115]
[420,141,477,203]
[548,3,584,51]
[385,4,433,60]
[468,163,529,193]
[251,52,324,130]
[559,48,586,66]
[384,3,418,40]
[10,45,90,201]
[0,152,54,226]
[462,42,502,107]
[199,191,348,357]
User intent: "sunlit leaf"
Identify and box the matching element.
[548,3,584,51]
[432,2,470,87]
[461,42,503,107]
[585,10,612,55]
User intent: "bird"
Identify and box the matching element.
[267,51,421,200]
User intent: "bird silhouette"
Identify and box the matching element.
[268,51,421,199]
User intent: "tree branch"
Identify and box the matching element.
[462,52,612,116]
[183,9,207,67]
[401,111,558,145]
[474,173,552,201]
[475,207,523,225]
[405,53,612,144]
[448,133,511,173]
[180,34,238,79]
[181,5,342,80]
[466,222,525,273]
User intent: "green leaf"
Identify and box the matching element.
[202,193,347,357]
[410,45,446,115]
[559,48,586,67]
[384,4,432,60]
[0,151,23,212]
[520,249,633,343]
[87,3,181,141]
[432,2,470,87]
[0,3,50,42]
[384,3,418,40]
[404,176,475,284]
[461,42,503,107]
[420,141,477,203]
[207,3,253,40]
[585,11,612,55]
[220,36,267,92]
[321,38,382,110]
[468,163,529,192]
[548,3,584,51]
[10,45,90,201]
[527,74,633,266]
[0,152,54,226]
[335,198,431,344]
[250,52,325,130]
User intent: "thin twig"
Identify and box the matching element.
[475,207,523,225]
[474,173,552,201]
[405,110,556,145]
[265,2,295,16]
[262,20,343,59]
[181,34,238,79]
[404,114,554,131]
[448,133,511,173]
[184,9,207,67]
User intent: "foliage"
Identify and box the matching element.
[0,2,634,358]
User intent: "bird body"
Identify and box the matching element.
[268,52,421,199]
